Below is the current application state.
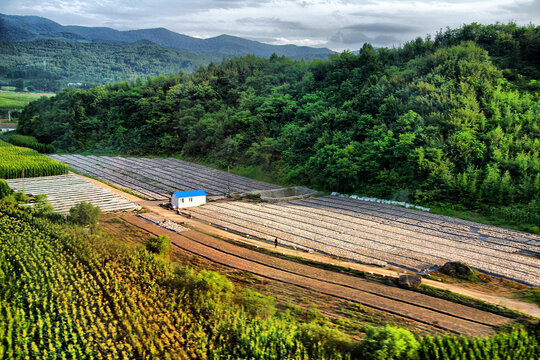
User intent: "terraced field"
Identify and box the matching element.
[50,155,280,200]
[6,174,140,214]
[188,196,540,286]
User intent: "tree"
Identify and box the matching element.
[14,78,24,91]
[356,325,419,360]
[68,202,101,226]
[0,179,12,199]
[144,235,171,256]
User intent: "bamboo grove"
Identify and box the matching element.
[0,140,68,179]
[1,203,539,359]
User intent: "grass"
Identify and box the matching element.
[171,154,290,187]
[429,205,540,235]
[414,284,528,320]
[0,91,54,112]
[189,224,531,320]
[515,288,540,306]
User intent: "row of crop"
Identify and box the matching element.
[0,140,68,179]
[0,204,351,359]
[5,134,55,153]
[1,203,538,359]
[418,328,539,359]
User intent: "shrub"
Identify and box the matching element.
[0,179,12,198]
[33,194,55,217]
[355,325,419,360]
[68,201,101,226]
[298,322,355,358]
[234,288,276,318]
[144,235,171,256]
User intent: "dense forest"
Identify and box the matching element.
[18,23,540,223]
[0,39,215,91]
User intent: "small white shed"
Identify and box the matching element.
[171,190,207,209]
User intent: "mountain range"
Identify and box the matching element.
[0,13,333,60]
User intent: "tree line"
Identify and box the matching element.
[18,23,540,221]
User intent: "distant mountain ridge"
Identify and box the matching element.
[0,13,334,60]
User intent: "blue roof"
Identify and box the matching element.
[173,190,207,198]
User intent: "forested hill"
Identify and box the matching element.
[0,13,334,60]
[19,23,540,219]
[0,39,216,92]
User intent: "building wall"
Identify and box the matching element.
[171,195,206,209]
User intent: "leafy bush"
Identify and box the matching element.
[144,235,171,256]
[68,201,101,226]
[0,179,12,198]
[355,325,419,360]
[33,194,55,215]
[234,288,276,318]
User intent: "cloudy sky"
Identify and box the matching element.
[1,0,538,51]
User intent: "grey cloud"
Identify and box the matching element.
[236,17,308,30]
[1,0,538,52]
[329,30,371,45]
[502,0,540,16]
[344,22,419,33]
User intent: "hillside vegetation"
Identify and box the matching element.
[1,200,539,359]
[0,13,333,60]
[18,23,540,227]
[0,39,214,92]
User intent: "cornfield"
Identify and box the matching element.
[0,204,351,359]
[6,134,55,154]
[418,328,539,359]
[0,140,67,179]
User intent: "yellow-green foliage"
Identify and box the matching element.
[6,134,55,153]
[0,204,357,359]
[0,91,53,110]
[0,139,67,178]
[419,328,539,360]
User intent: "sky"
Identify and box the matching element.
[1,0,538,51]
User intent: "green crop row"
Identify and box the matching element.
[0,140,68,179]
[6,134,55,153]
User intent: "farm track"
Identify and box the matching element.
[48,154,539,285]
[121,214,512,337]
[50,155,280,199]
[188,198,540,286]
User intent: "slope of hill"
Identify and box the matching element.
[0,39,215,91]
[17,23,540,232]
[0,13,334,60]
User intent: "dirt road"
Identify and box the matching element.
[79,173,538,318]
[122,214,513,336]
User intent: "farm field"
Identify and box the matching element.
[49,154,281,199]
[0,139,68,178]
[188,196,540,286]
[6,174,140,214]
[0,91,54,114]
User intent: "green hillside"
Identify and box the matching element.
[0,13,333,62]
[17,23,540,230]
[0,39,215,92]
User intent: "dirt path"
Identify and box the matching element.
[144,203,540,318]
[122,214,513,336]
[79,173,538,318]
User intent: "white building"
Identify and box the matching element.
[171,190,207,209]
